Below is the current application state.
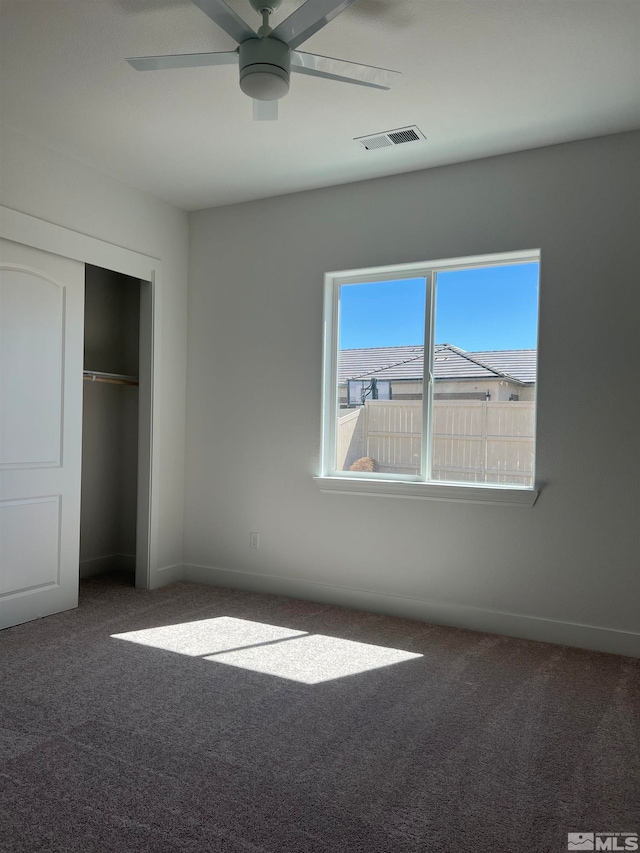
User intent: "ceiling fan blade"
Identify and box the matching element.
[190,0,256,44]
[291,51,401,90]
[271,0,360,50]
[127,50,239,71]
[253,100,279,121]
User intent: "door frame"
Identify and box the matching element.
[0,205,161,590]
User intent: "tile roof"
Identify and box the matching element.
[338,346,424,383]
[338,344,536,384]
[466,348,537,383]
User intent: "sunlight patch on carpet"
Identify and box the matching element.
[112,616,306,656]
[205,632,423,683]
[112,617,422,683]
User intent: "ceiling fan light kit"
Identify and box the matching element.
[126,0,401,121]
[239,36,291,100]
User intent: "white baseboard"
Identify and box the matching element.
[182,563,640,659]
[80,554,135,579]
[149,563,184,589]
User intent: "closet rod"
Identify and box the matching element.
[83,371,139,387]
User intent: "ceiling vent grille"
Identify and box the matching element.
[355,126,425,151]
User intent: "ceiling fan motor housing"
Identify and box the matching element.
[239,37,290,101]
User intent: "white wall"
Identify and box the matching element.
[0,127,189,581]
[185,132,640,656]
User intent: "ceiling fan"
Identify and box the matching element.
[127,0,401,120]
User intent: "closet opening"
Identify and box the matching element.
[80,264,152,591]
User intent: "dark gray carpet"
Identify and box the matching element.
[1,575,638,853]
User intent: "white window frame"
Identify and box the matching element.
[315,249,540,506]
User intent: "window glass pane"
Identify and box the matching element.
[431,262,539,487]
[336,279,425,475]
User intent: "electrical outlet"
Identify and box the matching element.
[249,531,259,549]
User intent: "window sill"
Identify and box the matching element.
[314,477,538,506]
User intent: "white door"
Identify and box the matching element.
[0,238,84,629]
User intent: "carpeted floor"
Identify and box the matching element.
[1,575,638,853]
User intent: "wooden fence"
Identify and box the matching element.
[335,408,364,471]
[337,400,535,486]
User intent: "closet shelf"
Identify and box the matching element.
[83,370,139,387]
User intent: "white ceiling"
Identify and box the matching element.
[1,0,638,211]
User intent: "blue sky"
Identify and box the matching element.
[339,262,539,351]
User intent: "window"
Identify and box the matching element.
[318,250,540,505]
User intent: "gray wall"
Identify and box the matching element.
[80,267,139,576]
[84,265,140,377]
[79,383,138,574]
[185,132,640,654]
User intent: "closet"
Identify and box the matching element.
[1,229,155,631]
[80,265,141,584]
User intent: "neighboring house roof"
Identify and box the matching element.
[338,344,536,384]
[338,346,424,383]
[465,349,537,384]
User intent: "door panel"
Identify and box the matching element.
[0,239,84,629]
[1,268,64,467]
[0,497,61,595]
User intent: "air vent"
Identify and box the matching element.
[355,126,425,151]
